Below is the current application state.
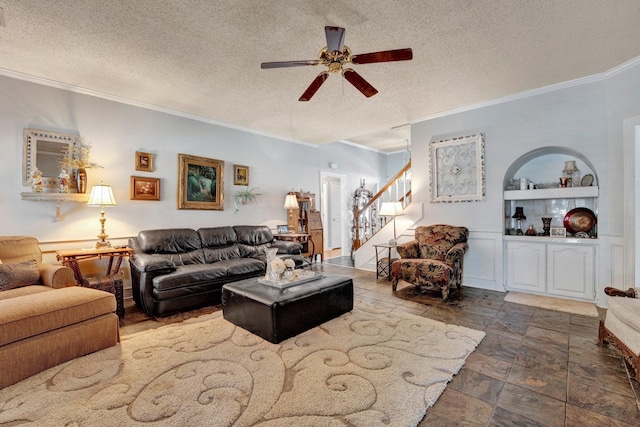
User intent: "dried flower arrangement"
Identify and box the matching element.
[58,142,103,170]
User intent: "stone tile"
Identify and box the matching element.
[568,361,634,398]
[463,352,512,381]
[463,304,500,318]
[428,388,494,426]
[568,345,623,368]
[475,328,523,363]
[525,324,569,347]
[500,301,536,317]
[570,322,600,339]
[506,363,567,401]
[486,311,530,336]
[488,406,548,427]
[530,309,571,333]
[565,404,639,427]
[567,379,640,425]
[571,314,600,328]
[515,338,569,375]
[496,383,566,427]
[448,367,505,404]
[419,412,470,426]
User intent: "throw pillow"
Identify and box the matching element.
[0,259,40,291]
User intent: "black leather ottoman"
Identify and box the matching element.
[221,275,353,343]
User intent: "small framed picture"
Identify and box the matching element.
[550,227,566,237]
[130,176,160,200]
[276,224,288,234]
[135,151,154,172]
[234,164,249,186]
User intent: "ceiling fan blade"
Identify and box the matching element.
[261,60,322,69]
[299,71,330,101]
[325,26,345,53]
[343,69,378,98]
[351,48,413,64]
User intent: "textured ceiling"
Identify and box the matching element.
[0,1,639,152]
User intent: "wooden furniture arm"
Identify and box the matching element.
[604,287,637,298]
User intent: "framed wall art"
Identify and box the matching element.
[130,176,160,201]
[135,151,154,172]
[234,164,249,185]
[177,153,224,210]
[550,227,567,237]
[429,133,485,203]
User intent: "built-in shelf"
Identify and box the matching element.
[21,192,89,221]
[504,186,598,200]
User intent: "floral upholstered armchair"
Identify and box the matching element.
[391,224,469,301]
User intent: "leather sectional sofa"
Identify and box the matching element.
[128,225,304,316]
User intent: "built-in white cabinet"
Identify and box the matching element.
[503,147,599,302]
[505,238,596,301]
[547,243,595,300]
[506,240,546,293]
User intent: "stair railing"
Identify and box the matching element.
[352,161,411,251]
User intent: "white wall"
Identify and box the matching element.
[400,61,640,304]
[0,75,389,246]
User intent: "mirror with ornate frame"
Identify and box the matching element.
[22,128,79,186]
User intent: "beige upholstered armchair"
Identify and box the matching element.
[391,224,469,301]
[599,286,640,381]
[0,236,76,289]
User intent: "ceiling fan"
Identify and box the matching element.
[261,26,413,101]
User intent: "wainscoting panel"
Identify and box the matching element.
[463,231,503,291]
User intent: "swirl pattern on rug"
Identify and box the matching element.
[0,301,484,426]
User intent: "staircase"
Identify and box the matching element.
[352,160,411,252]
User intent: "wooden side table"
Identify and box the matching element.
[56,247,133,319]
[373,244,399,281]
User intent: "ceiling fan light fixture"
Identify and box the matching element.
[261,26,412,101]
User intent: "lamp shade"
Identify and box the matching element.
[379,201,403,216]
[87,183,117,207]
[283,194,299,210]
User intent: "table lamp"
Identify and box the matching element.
[87,182,117,248]
[379,201,404,245]
[283,193,299,233]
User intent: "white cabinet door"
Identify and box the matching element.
[547,244,595,301]
[506,241,546,293]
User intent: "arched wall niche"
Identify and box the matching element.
[503,146,598,190]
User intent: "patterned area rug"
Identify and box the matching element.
[0,302,484,426]
[504,291,599,317]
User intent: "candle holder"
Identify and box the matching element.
[512,207,526,235]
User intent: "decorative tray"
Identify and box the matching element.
[258,272,323,289]
[564,207,596,234]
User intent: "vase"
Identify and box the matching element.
[76,168,87,194]
[264,247,279,282]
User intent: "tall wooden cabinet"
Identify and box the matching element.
[290,192,324,262]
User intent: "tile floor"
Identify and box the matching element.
[121,262,640,426]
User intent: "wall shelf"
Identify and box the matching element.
[21,192,89,221]
[504,186,598,201]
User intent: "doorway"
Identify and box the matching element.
[320,171,347,259]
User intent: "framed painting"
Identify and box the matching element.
[177,153,224,210]
[130,176,160,201]
[429,133,485,203]
[135,151,154,172]
[234,164,249,186]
